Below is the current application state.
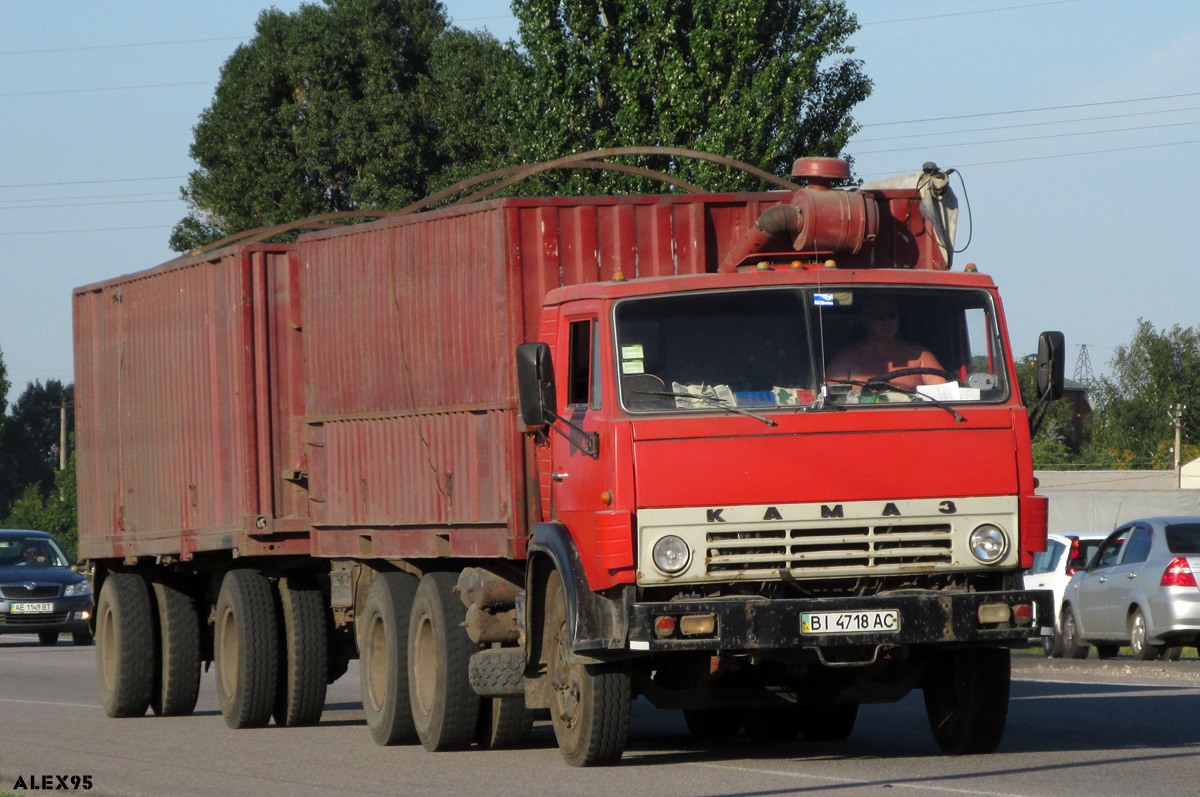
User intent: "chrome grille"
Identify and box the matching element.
[0,584,61,599]
[706,523,953,576]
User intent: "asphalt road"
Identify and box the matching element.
[2,636,1199,797]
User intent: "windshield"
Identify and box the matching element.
[615,286,1009,413]
[0,536,71,568]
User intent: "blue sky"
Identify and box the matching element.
[1,0,1198,396]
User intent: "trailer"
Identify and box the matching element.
[74,153,1060,765]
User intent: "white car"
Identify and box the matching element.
[1024,532,1108,657]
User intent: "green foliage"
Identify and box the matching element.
[1013,361,1077,467]
[509,0,870,194]
[171,0,522,252]
[0,379,72,517]
[1085,320,1200,467]
[3,451,78,559]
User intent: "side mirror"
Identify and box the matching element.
[1035,331,1065,401]
[516,342,556,427]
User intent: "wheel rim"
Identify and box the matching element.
[550,619,580,729]
[1131,613,1146,655]
[1064,613,1076,648]
[413,614,437,716]
[218,605,238,697]
[365,614,387,712]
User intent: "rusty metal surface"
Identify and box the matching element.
[73,245,301,561]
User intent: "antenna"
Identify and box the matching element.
[1073,344,1096,389]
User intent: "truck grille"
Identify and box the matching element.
[705,523,953,577]
[0,584,61,599]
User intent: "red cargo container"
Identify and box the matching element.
[75,161,1060,766]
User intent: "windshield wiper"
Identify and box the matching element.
[629,390,778,427]
[825,378,966,423]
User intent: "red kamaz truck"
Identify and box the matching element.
[74,154,1060,766]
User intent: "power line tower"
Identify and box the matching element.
[1073,344,1096,389]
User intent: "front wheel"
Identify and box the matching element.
[544,570,630,766]
[923,648,1010,755]
[38,631,58,646]
[798,703,859,741]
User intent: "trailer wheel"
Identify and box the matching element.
[544,570,630,766]
[360,571,419,745]
[476,696,535,749]
[214,569,279,729]
[408,571,480,751]
[150,580,201,717]
[923,648,1010,755]
[798,703,858,741]
[95,573,155,718]
[683,708,741,739]
[273,577,328,727]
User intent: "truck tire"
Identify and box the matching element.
[1060,607,1089,659]
[469,647,526,696]
[798,703,859,741]
[360,571,419,745]
[922,648,1010,755]
[683,708,741,739]
[273,577,327,727]
[408,571,481,751]
[543,570,630,766]
[476,696,535,749]
[38,631,58,646]
[214,569,279,729]
[96,573,155,718]
[150,580,201,717]
[741,706,802,743]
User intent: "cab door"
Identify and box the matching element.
[548,306,613,577]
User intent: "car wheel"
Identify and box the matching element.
[1061,607,1089,659]
[1129,608,1158,661]
[38,631,59,646]
[1042,630,1064,658]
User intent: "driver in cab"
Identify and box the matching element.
[826,295,946,390]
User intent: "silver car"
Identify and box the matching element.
[1060,517,1200,660]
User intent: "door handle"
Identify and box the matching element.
[551,472,568,482]
[1098,577,1107,583]
[1127,573,1137,579]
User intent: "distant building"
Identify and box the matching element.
[1061,378,1093,449]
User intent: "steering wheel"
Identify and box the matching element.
[873,367,953,382]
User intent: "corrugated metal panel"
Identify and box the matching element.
[74,245,300,561]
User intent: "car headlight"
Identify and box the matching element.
[968,524,1009,564]
[64,581,92,597]
[651,535,691,575]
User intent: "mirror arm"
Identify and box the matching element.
[1028,385,1052,438]
[543,409,600,459]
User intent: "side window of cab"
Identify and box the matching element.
[566,319,600,411]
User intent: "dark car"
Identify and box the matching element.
[0,530,93,645]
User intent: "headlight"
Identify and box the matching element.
[652,535,691,575]
[968,524,1009,564]
[64,581,92,597]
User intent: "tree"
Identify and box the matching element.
[4,451,78,559]
[509,0,871,193]
[1014,361,1077,467]
[0,380,72,516]
[171,0,522,252]
[1084,320,1200,468]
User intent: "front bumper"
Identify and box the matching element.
[0,596,91,636]
[629,589,1053,652]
